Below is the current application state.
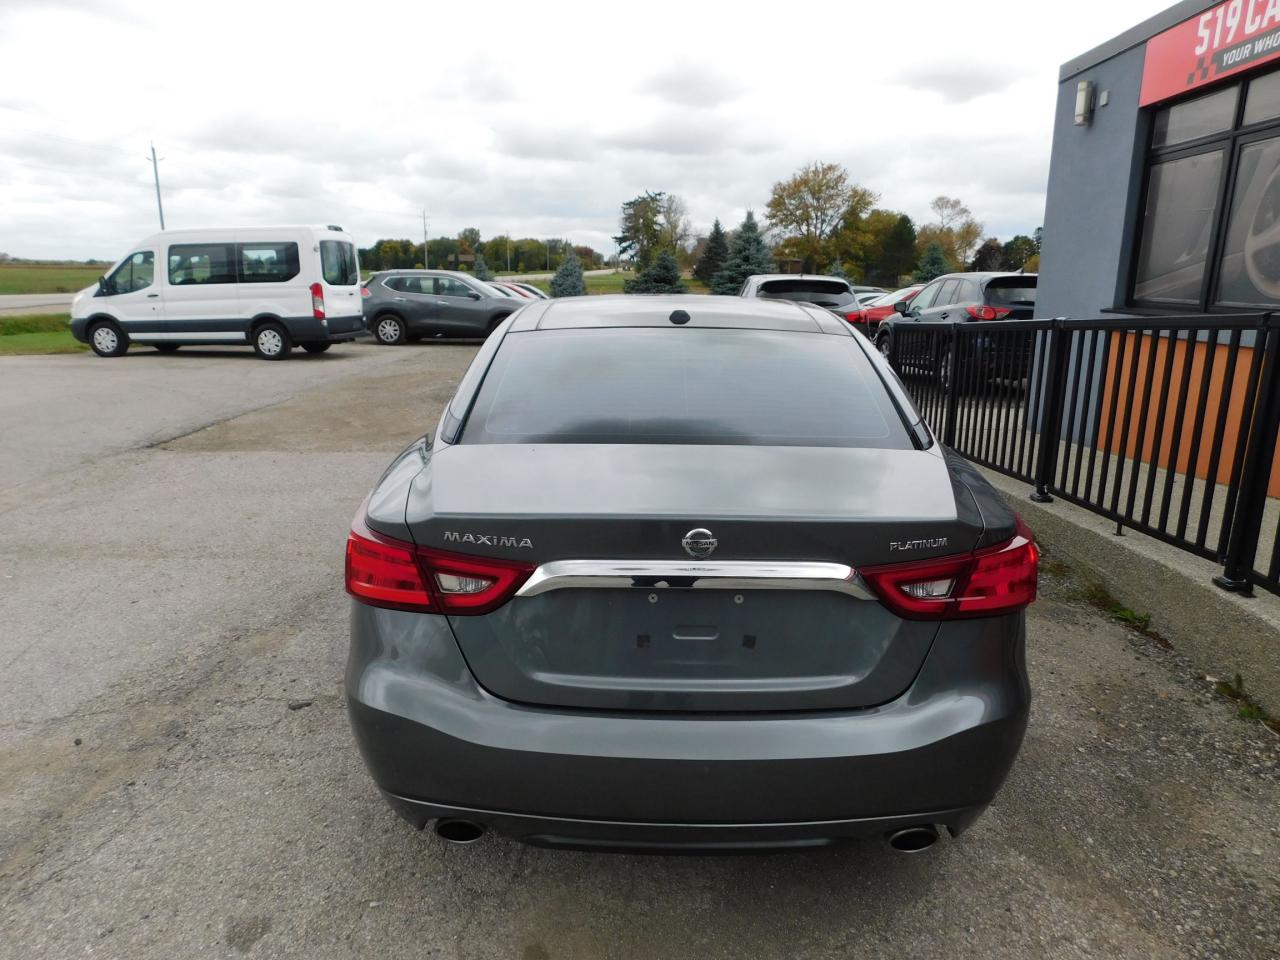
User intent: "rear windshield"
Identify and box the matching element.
[984,276,1037,307]
[459,328,911,448]
[757,279,854,308]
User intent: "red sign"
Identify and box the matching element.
[1141,0,1280,106]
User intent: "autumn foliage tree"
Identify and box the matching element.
[765,162,877,273]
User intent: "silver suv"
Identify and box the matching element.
[363,270,525,344]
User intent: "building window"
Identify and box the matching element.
[1131,66,1280,311]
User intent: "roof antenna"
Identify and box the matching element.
[669,309,690,325]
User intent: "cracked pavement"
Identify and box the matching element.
[1,341,1277,959]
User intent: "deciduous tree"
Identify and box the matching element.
[766,162,877,273]
[969,237,1003,272]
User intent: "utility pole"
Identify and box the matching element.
[506,231,511,272]
[427,209,437,271]
[148,142,165,230]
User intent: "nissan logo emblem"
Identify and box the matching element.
[681,528,717,559]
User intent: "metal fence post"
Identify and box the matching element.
[1030,319,1070,503]
[942,324,959,448]
[1214,313,1280,595]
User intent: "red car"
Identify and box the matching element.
[844,284,925,337]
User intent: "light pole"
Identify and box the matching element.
[421,209,429,269]
[148,142,165,229]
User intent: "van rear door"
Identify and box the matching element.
[318,234,362,333]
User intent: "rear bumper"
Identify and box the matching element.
[346,603,1030,849]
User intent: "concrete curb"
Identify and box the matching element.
[981,466,1280,709]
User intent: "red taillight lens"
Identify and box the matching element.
[310,281,326,319]
[965,305,1011,321]
[361,285,371,298]
[345,510,533,615]
[346,514,433,612]
[862,518,1038,619]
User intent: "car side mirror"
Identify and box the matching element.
[468,291,481,300]
[894,300,910,314]
[97,275,114,296]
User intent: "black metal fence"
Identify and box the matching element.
[884,313,1280,598]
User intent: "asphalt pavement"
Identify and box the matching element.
[0,340,1276,960]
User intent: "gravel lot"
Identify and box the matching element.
[1,341,1277,960]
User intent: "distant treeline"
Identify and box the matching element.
[358,231,604,274]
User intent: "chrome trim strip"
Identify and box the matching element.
[516,560,871,599]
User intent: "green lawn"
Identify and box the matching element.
[527,273,709,296]
[0,313,85,355]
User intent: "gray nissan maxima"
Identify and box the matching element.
[345,294,1036,854]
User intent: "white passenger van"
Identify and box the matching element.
[70,225,365,360]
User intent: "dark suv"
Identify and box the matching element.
[875,272,1037,383]
[363,270,525,344]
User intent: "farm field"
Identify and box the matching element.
[0,263,105,295]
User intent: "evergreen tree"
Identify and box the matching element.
[913,242,952,282]
[876,214,917,284]
[693,219,729,284]
[710,212,774,295]
[473,254,493,281]
[550,249,585,297]
[828,259,848,279]
[624,249,687,293]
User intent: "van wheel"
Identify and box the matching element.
[253,322,291,360]
[302,342,331,354]
[89,321,128,357]
[154,344,180,353]
[375,315,405,345]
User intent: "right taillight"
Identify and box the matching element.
[862,518,1038,619]
[345,510,533,615]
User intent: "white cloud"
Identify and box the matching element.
[0,0,1172,259]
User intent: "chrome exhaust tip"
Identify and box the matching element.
[433,819,486,844]
[886,825,939,853]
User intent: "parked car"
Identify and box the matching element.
[363,270,526,344]
[876,273,1038,388]
[847,284,926,337]
[70,225,365,360]
[487,280,536,299]
[344,294,1037,853]
[505,281,550,300]
[738,274,871,311]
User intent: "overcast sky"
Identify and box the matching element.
[0,0,1171,261]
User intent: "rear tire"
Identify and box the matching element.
[876,331,892,362]
[302,342,331,354]
[253,322,291,361]
[486,315,508,338]
[375,315,406,345]
[154,343,180,353]
[89,321,128,358]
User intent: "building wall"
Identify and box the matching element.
[1038,46,1150,320]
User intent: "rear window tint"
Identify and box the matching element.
[757,279,854,307]
[320,240,358,286]
[985,276,1038,307]
[459,328,911,448]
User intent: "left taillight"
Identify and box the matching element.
[310,281,326,319]
[345,511,533,615]
[361,285,371,298]
[862,518,1038,619]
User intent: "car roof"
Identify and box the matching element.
[374,269,477,279]
[748,273,850,283]
[508,294,852,336]
[929,272,1038,281]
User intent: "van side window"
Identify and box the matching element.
[320,240,358,286]
[105,251,154,293]
[169,244,236,285]
[238,242,300,283]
